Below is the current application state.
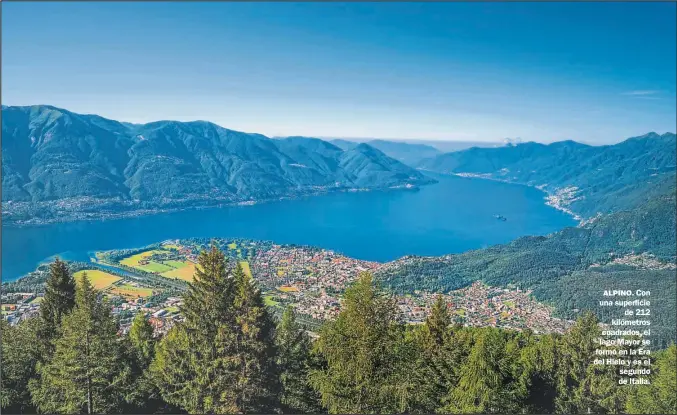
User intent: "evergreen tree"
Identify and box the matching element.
[150,246,279,413]
[129,312,156,368]
[38,258,76,350]
[309,272,414,414]
[408,295,461,413]
[441,328,522,414]
[150,246,239,413]
[29,274,132,414]
[276,306,323,413]
[123,312,173,413]
[424,295,451,349]
[149,325,198,411]
[181,244,237,337]
[1,317,41,413]
[515,332,560,413]
[587,334,645,414]
[626,344,677,414]
[230,263,280,412]
[555,311,601,414]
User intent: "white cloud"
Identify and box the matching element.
[622,90,661,96]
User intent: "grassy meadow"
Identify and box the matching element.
[74,270,122,289]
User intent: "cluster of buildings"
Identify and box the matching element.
[290,291,342,321]
[543,186,583,221]
[252,244,379,289]
[601,252,677,270]
[398,282,572,334]
[251,244,379,319]
[1,292,42,325]
[2,287,184,339]
[3,240,573,337]
[223,243,572,333]
[116,296,183,337]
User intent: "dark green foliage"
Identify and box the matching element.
[29,274,133,414]
[150,245,239,413]
[38,258,76,346]
[0,317,41,413]
[2,245,677,414]
[230,263,280,412]
[626,345,677,414]
[441,328,523,413]
[180,245,236,338]
[275,306,324,413]
[408,300,467,413]
[122,313,177,414]
[514,331,561,413]
[553,312,601,414]
[424,295,452,348]
[147,326,196,411]
[150,246,279,413]
[309,273,418,414]
[128,312,156,368]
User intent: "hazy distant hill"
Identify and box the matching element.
[407,139,503,153]
[418,133,677,218]
[1,106,435,223]
[329,138,504,166]
[330,138,440,166]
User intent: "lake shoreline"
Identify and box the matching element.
[430,171,586,224]
[2,175,577,282]
[1,184,425,229]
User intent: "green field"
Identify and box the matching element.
[142,262,173,273]
[30,296,44,304]
[74,270,122,289]
[163,260,188,268]
[120,250,173,273]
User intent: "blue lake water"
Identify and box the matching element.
[1,175,577,282]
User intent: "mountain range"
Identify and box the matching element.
[330,139,442,166]
[3,104,675,225]
[417,132,677,218]
[1,105,435,224]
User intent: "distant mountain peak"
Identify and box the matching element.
[640,132,660,139]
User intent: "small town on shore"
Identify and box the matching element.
[2,238,572,336]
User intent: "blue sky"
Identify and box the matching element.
[2,2,675,144]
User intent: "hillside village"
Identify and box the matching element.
[2,238,574,336]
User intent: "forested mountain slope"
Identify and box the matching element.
[418,132,676,218]
[378,188,677,344]
[2,106,434,223]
